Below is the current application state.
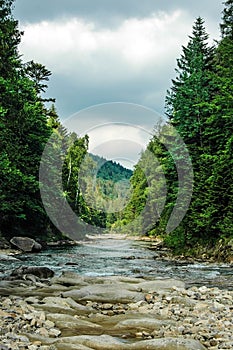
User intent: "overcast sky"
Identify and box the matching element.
[13,0,224,167]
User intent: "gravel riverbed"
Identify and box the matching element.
[0,270,232,350]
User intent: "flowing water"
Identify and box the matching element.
[1,235,232,290]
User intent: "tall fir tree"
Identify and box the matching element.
[0,0,52,238]
[203,0,233,238]
[165,17,215,155]
[163,18,216,244]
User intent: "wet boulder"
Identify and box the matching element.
[8,266,54,279]
[10,236,42,252]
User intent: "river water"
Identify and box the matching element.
[1,236,232,290]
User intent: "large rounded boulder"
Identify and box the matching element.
[10,236,42,252]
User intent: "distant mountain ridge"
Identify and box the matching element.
[90,154,132,182]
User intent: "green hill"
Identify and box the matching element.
[90,154,132,182]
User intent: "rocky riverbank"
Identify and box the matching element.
[129,235,233,264]
[0,270,232,350]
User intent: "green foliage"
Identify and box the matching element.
[23,61,55,102]
[76,155,132,229]
[1,0,232,249]
[111,11,233,251]
[164,13,232,247]
[0,0,53,239]
[90,155,132,182]
[220,0,233,38]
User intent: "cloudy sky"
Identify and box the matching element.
[13,0,223,167]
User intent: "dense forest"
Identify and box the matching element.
[114,4,233,252]
[0,0,232,254]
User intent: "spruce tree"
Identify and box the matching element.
[0,0,52,238]
[203,0,233,239]
[165,17,214,155]
[220,0,233,38]
[164,18,216,244]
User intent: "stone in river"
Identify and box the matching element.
[9,266,54,279]
[10,236,42,252]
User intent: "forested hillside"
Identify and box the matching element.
[112,2,233,252]
[90,154,132,182]
[0,0,232,254]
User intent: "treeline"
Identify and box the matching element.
[1,0,232,251]
[91,154,132,183]
[0,0,130,241]
[113,2,233,251]
[0,0,54,240]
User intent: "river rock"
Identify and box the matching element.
[35,296,90,315]
[0,279,32,296]
[56,335,207,350]
[46,313,102,336]
[115,317,171,333]
[56,344,93,350]
[10,236,42,252]
[0,271,232,350]
[138,279,185,292]
[8,266,54,279]
[51,272,89,287]
[62,284,144,304]
[56,334,126,350]
[129,338,207,350]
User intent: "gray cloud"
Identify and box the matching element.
[14,0,222,26]
[13,0,224,166]
[18,9,201,117]
[46,66,171,119]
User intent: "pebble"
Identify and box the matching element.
[0,278,232,350]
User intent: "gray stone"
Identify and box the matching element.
[9,266,54,279]
[34,296,90,315]
[56,335,126,350]
[10,236,42,252]
[56,344,94,350]
[129,338,207,350]
[46,313,102,336]
[115,317,170,333]
[62,284,144,304]
[51,272,89,287]
[138,279,185,293]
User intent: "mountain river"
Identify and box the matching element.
[0,235,232,290]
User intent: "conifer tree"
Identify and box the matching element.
[203,0,233,239]
[0,0,52,238]
[165,17,214,155]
